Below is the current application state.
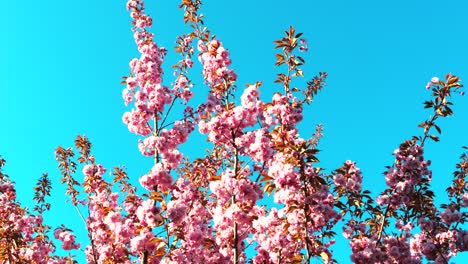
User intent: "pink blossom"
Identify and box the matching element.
[136,199,163,227]
[54,228,80,250]
[184,58,193,68]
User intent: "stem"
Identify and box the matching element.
[377,193,393,244]
[254,163,267,183]
[232,194,239,264]
[233,145,239,178]
[300,163,313,262]
[84,207,99,264]
[231,129,239,264]
[159,110,196,130]
[283,50,293,94]
[234,220,239,264]
[160,97,177,129]
[170,235,179,251]
[74,205,88,227]
[420,112,439,146]
[153,115,160,164]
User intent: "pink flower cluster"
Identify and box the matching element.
[163,178,227,263]
[251,208,295,263]
[0,179,79,263]
[251,111,340,262]
[199,85,261,147]
[440,207,463,225]
[410,218,464,263]
[86,191,128,262]
[378,143,431,208]
[54,228,80,250]
[130,228,159,259]
[263,93,303,127]
[347,220,419,263]
[122,0,173,137]
[210,167,263,260]
[136,199,163,228]
[139,163,172,191]
[333,160,363,192]
[197,39,237,90]
[235,128,273,163]
[83,167,167,263]
[350,235,419,263]
[138,120,194,168]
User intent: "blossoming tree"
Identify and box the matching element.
[1,0,467,263]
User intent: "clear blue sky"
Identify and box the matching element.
[1,0,467,263]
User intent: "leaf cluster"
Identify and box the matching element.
[417,73,463,144]
[33,173,52,214]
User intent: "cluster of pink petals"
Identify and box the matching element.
[348,219,418,263]
[263,93,303,126]
[333,160,363,192]
[139,163,172,191]
[235,128,273,163]
[130,228,158,259]
[268,152,300,192]
[54,228,80,250]
[350,235,419,264]
[251,207,300,263]
[197,93,224,118]
[0,180,76,263]
[197,39,237,90]
[136,199,163,227]
[199,85,262,147]
[163,178,227,263]
[251,118,340,263]
[378,144,431,208]
[85,189,145,263]
[209,168,263,261]
[122,0,173,138]
[137,120,194,168]
[440,207,463,225]
[410,224,464,263]
[173,75,193,102]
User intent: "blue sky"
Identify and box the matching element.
[1,0,468,262]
